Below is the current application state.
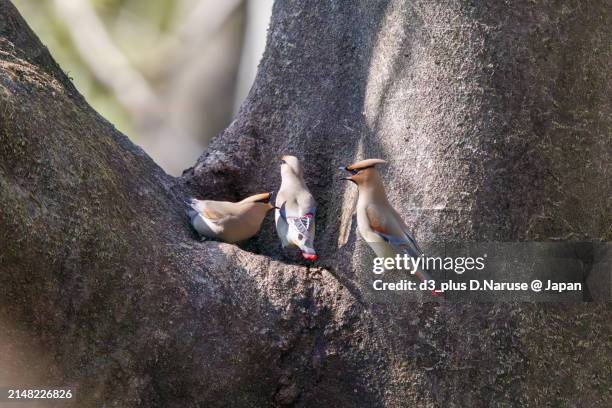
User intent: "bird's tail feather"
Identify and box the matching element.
[185,197,200,212]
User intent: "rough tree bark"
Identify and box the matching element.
[1,0,610,407]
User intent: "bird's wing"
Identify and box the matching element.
[191,200,232,223]
[366,204,422,259]
[277,201,287,221]
[279,189,316,217]
[366,204,438,286]
[279,200,315,239]
[297,190,317,217]
[202,207,223,220]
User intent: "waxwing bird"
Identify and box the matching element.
[275,155,318,260]
[188,192,275,243]
[339,159,441,296]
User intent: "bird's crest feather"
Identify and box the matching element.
[239,192,272,204]
[346,158,387,171]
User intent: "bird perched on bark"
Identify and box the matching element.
[275,155,318,261]
[339,158,441,296]
[188,192,274,243]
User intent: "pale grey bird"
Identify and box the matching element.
[275,155,317,260]
[188,192,274,243]
[339,158,442,296]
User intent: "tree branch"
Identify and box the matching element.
[1,0,611,407]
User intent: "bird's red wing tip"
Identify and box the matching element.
[302,253,318,261]
[431,289,444,297]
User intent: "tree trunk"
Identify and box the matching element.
[1,0,610,407]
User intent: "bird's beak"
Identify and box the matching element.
[338,165,355,182]
[338,166,349,180]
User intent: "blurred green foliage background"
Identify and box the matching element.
[13,0,272,175]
